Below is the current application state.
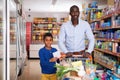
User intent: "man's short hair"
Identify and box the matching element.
[70,5,79,12]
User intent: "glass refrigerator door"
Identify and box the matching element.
[14,1,27,79]
[0,0,3,80]
[10,0,17,80]
[19,17,26,60]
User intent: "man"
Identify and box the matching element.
[58,5,95,58]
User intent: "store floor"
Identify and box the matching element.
[0,60,3,80]
[10,60,17,80]
[18,59,41,80]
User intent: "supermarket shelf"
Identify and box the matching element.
[95,38,120,43]
[115,9,120,15]
[10,30,16,32]
[33,22,57,24]
[32,19,60,43]
[93,30,99,34]
[90,19,101,23]
[31,41,58,44]
[113,72,120,78]
[0,36,2,38]
[90,10,120,23]
[95,26,120,30]
[92,8,120,78]
[95,48,120,57]
[101,13,113,20]
[94,59,120,78]
[94,58,113,70]
[33,27,59,30]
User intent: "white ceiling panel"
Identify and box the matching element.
[23,0,88,12]
[22,0,107,21]
[23,0,107,12]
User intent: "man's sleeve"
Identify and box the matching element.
[58,24,68,53]
[85,22,95,53]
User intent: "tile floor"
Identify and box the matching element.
[0,59,17,80]
[18,59,41,80]
[10,60,17,80]
[0,60,3,80]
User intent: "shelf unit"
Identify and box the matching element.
[10,17,16,44]
[95,38,120,43]
[95,58,120,78]
[95,48,120,57]
[95,26,120,30]
[31,17,60,44]
[29,17,69,58]
[0,18,2,44]
[60,17,69,24]
[94,49,120,78]
[91,9,120,75]
[94,58,114,70]
[0,17,16,44]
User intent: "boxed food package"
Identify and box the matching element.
[114,0,120,10]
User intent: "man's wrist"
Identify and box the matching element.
[85,50,91,54]
[66,52,73,57]
[86,52,91,56]
[83,52,91,58]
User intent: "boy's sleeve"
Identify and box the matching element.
[39,50,51,66]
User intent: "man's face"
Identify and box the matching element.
[70,7,80,20]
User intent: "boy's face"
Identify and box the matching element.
[44,36,53,48]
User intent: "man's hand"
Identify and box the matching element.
[65,52,73,58]
[83,52,91,58]
[59,52,73,60]
[49,57,58,62]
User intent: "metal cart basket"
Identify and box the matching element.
[56,57,94,80]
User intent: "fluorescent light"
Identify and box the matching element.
[52,0,57,5]
[10,0,16,9]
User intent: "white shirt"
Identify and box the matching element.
[58,19,95,53]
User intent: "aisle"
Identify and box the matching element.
[18,59,41,80]
[0,60,3,80]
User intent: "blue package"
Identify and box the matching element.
[63,78,70,80]
[91,1,98,8]
[111,75,120,80]
[117,46,120,53]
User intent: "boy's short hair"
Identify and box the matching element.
[43,33,53,40]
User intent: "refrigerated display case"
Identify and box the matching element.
[9,0,27,80]
[9,1,18,79]
[0,0,3,80]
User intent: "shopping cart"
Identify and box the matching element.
[56,56,94,80]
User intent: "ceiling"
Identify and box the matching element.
[0,0,107,13]
[0,0,107,21]
[23,0,107,13]
[23,0,83,12]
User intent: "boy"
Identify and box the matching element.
[38,33,58,80]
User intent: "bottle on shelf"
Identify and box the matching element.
[92,5,120,75]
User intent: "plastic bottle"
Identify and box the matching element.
[117,65,120,74]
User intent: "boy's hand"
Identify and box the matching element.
[49,57,58,62]
[59,52,66,60]
[61,52,66,58]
